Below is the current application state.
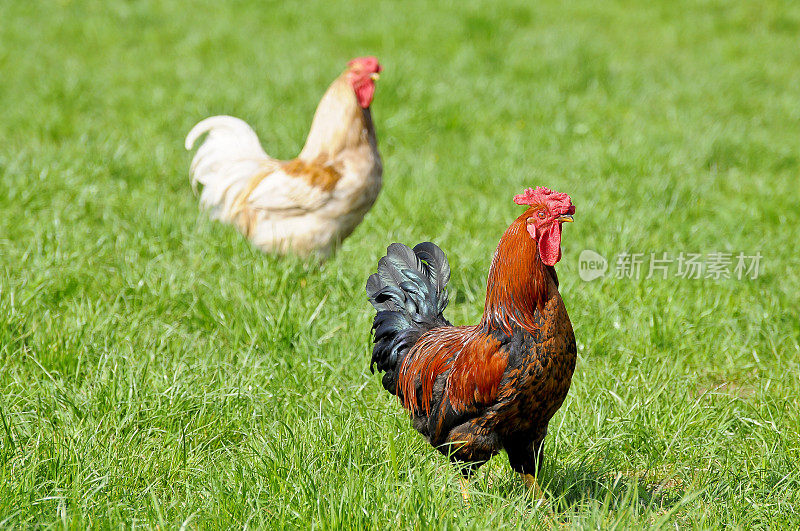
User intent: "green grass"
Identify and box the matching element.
[1,0,799,527]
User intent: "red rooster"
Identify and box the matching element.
[366,187,577,499]
[185,57,383,260]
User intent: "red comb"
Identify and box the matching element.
[348,56,382,73]
[514,187,575,214]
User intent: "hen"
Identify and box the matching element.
[185,57,383,259]
[366,187,577,498]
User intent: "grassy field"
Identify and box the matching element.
[1,0,799,527]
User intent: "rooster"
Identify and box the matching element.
[366,187,577,500]
[185,57,383,259]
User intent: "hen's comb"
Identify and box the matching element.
[348,56,382,73]
[514,187,575,214]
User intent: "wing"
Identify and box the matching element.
[444,334,508,413]
[244,169,331,216]
[398,327,508,416]
[398,326,508,445]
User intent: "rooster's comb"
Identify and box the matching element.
[514,187,575,214]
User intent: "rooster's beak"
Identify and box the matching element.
[371,73,380,81]
[558,214,574,223]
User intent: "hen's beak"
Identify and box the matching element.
[558,214,574,223]
[371,73,380,81]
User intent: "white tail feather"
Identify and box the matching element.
[185,115,281,219]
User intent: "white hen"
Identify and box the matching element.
[185,56,383,259]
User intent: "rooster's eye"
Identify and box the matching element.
[536,210,546,220]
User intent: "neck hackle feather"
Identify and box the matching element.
[480,211,549,336]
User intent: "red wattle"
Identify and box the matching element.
[354,81,375,108]
[537,223,562,266]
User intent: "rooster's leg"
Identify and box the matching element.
[459,477,471,506]
[506,435,548,500]
[521,473,547,500]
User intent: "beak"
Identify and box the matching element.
[371,73,380,81]
[558,214,574,223]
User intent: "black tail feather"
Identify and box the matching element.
[366,242,451,394]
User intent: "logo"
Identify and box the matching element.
[579,249,607,282]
